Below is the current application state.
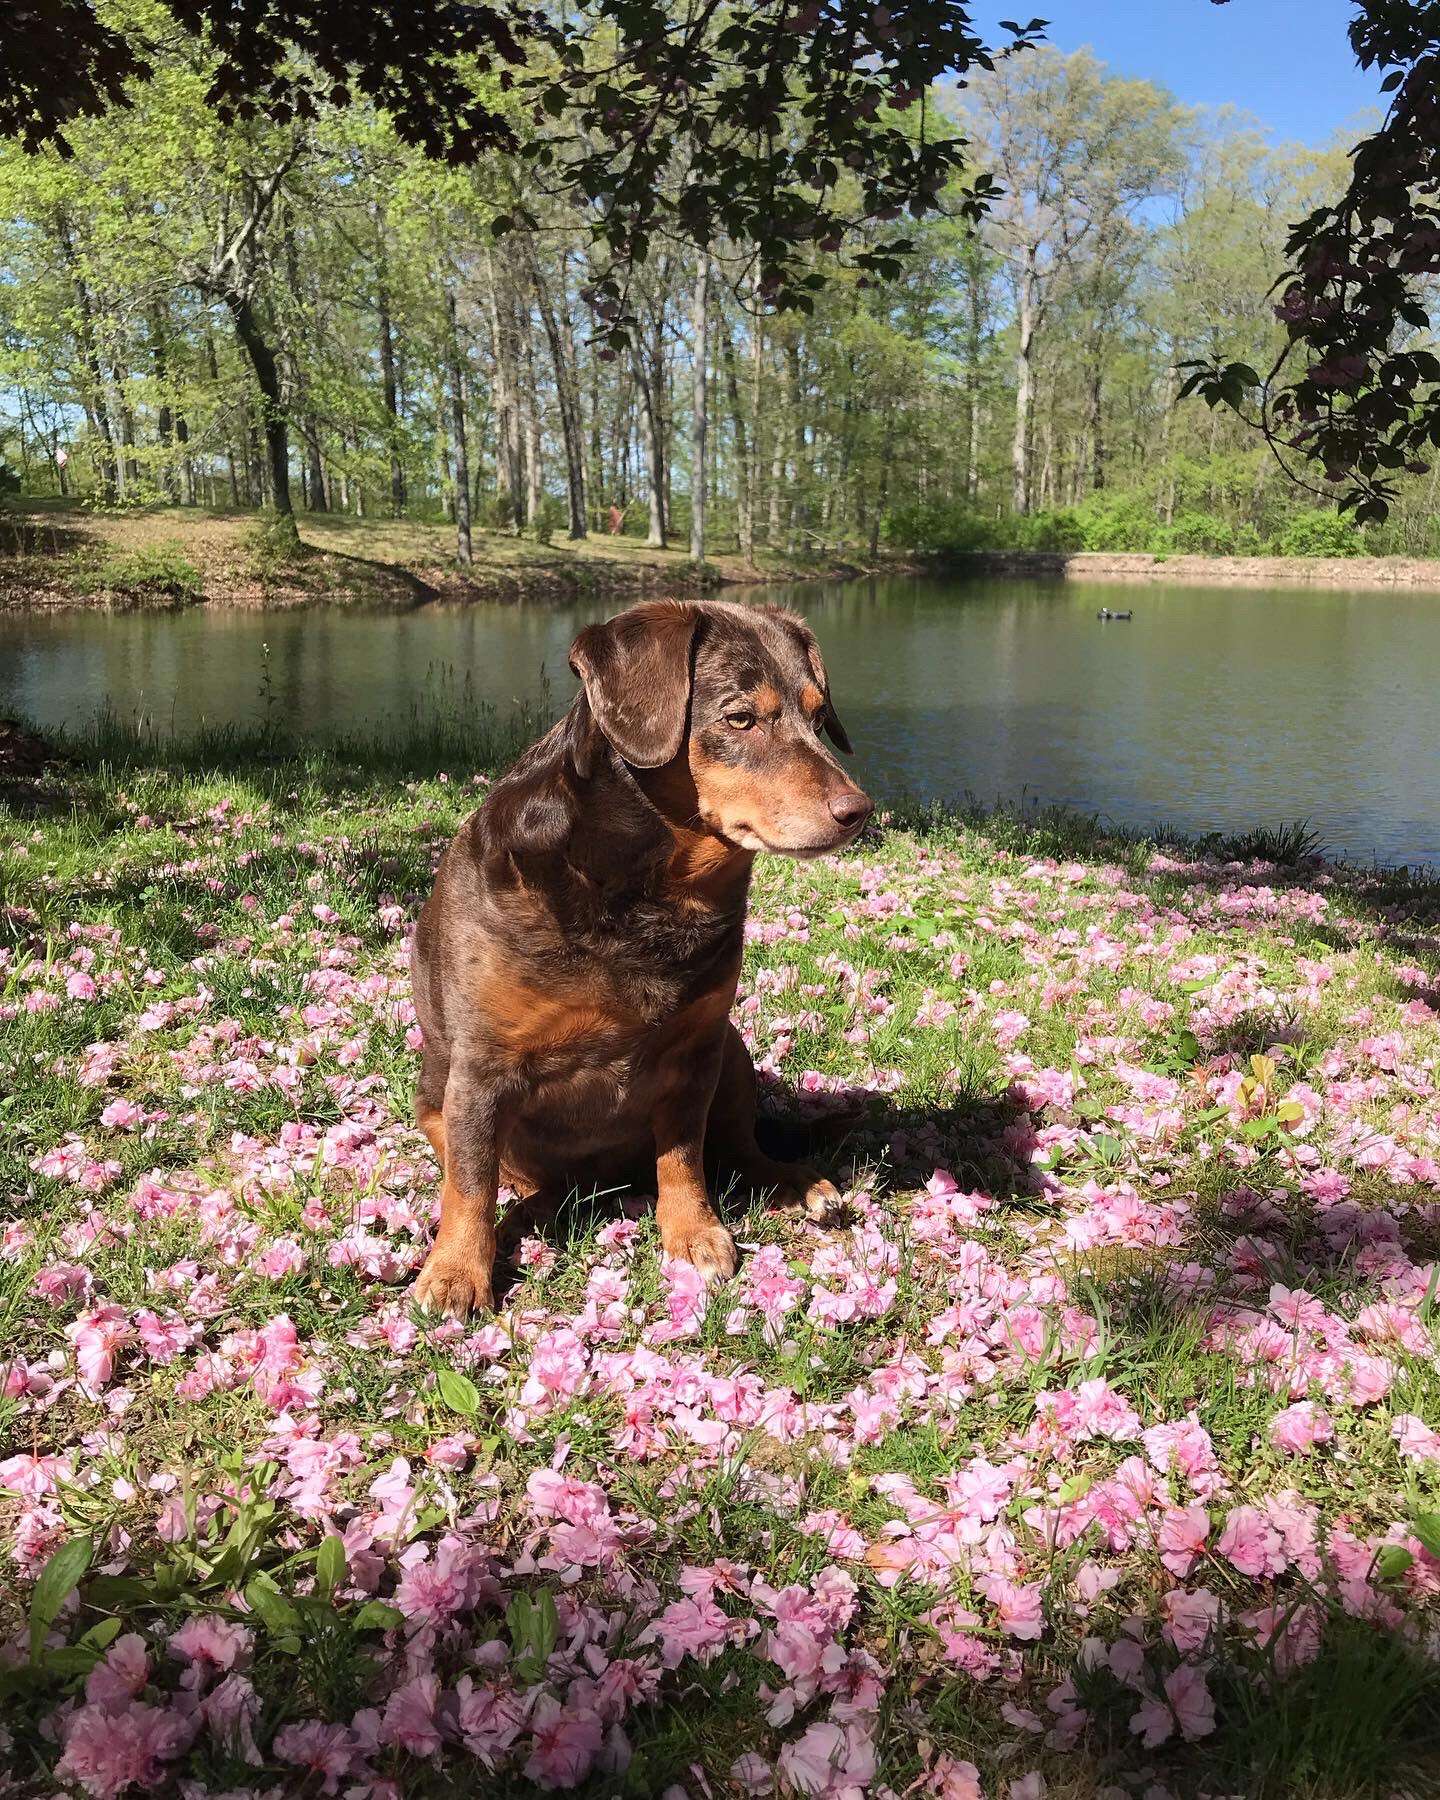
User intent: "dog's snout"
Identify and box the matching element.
[829,789,873,830]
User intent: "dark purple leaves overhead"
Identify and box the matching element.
[1188,0,1440,521]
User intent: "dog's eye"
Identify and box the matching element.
[724,709,756,731]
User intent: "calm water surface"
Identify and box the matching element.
[2,575,1436,867]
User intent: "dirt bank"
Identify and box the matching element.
[951,549,1440,589]
[0,503,918,611]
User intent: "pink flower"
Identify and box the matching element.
[254,1238,305,1279]
[642,1594,736,1667]
[1269,1401,1335,1454]
[55,1699,191,1798]
[731,1751,776,1794]
[523,1696,604,1789]
[381,1673,442,1757]
[979,1576,1044,1642]
[927,1758,984,1799]
[168,1615,252,1680]
[0,1451,72,1497]
[393,1536,482,1629]
[1167,1663,1216,1741]
[274,1719,355,1793]
[1217,1504,1287,1577]
[454,1676,528,1765]
[519,1328,589,1409]
[66,1304,134,1392]
[776,1719,876,1796]
[1156,1504,1210,1577]
[1392,1413,1440,1464]
[34,1260,93,1301]
[84,1634,150,1711]
[1161,1586,1221,1655]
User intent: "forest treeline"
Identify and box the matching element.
[1,4,1429,562]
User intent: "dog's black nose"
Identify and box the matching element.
[829,790,873,829]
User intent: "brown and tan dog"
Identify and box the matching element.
[409,599,872,1314]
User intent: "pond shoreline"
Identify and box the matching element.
[948,548,1440,589]
[0,501,924,612]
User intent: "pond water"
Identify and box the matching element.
[3,574,1437,867]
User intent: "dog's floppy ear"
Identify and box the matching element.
[568,601,700,769]
[772,610,853,755]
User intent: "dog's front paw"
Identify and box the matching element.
[664,1220,739,1284]
[413,1248,495,1318]
[766,1165,845,1224]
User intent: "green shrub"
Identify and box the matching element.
[1072,491,1159,552]
[243,512,304,578]
[1153,510,1258,555]
[1277,510,1363,557]
[527,495,567,546]
[476,493,522,532]
[882,501,1004,555]
[92,540,203,600]
[1007,508,1085,552]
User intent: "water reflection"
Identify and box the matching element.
[2,576,1436,866]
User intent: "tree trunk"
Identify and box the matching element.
[226,292,293,518]
[304,424,328,512]
[634,351,666,548]
[482,248,524,534]
[149,308,178,500]
[55,215,118,501]
[869,413,894,558]
[1086,358,1106,493]
[526,239,586,539]
[447,293,472,564]
[520,321,543,531]
[689,255,709,562]
[375,214,406,516]
[786,343,806,553]
[113,368,138,500]
[767,349,787,545]
[1012,270,1036,516]
[966,273,984,502]
[1159,362,1179,525]
[720,309,754,564]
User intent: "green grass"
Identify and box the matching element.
[6,713,1440,1797]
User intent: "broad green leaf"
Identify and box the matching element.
[315,1535,347,1597]
[352,1600,404,1632]
[1410,1512,1440,1559]
[245,1576,301,1635]
[29,1536,93,1663]
[85,1575,153,1609]
[437,1368,480,1417]
[80,1617,123,1651]
[1376,1544,1415,1581]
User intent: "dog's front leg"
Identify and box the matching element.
[414,1059,502,1316]
[653,1045,738,1284]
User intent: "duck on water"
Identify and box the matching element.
[1097,608,1133,621]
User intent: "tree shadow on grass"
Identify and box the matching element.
[935,792,1440,946]
[0,506,101,560]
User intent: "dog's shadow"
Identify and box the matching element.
[488,1079,1037,1303]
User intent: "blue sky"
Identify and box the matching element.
[972,0,1383,144]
